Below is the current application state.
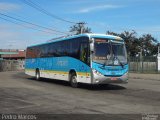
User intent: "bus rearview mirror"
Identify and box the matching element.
[90,42,94,52]
[90,38,94,52]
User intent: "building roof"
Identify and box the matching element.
[1,50,26,58]
[0,52,18,55]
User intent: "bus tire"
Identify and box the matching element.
[35,69,40,80]
[70,72,78,88]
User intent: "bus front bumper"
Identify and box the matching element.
[92,72,128,84]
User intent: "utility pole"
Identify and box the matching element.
[77,22,86,34]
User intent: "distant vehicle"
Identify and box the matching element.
[25,34,128,87]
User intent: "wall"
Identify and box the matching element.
[128,56,158,73]
[158,56,160,71]
[0,60,24,72]
[129,62,157,72]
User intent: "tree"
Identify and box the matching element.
[69,22,91,35]
[138,34,158,56]
[106,30,158,56]
[107,30,139,56]
[120,30,140,56]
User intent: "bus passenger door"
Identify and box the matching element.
[79,42,89,82]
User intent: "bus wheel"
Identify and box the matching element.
[70,73,78,88]
[35,70,40,80]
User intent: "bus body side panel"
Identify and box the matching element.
[25,57,92,84]
[25,58,38,77]
[25,68,35,77]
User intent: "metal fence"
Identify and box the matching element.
[128,56,158,73]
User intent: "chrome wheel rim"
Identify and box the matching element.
[36,72,39,80]
[72,76,77,83]
[71,75,78,87]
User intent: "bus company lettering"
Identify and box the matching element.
[56,60,68,66]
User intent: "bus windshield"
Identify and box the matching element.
[93,38,127,66]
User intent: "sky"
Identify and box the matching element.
[0,0,160,49]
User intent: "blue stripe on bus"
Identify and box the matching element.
[25,56,128,77]
[92,62,128,76]
[25,56,91,73]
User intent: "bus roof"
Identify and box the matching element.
[27,33,123,48]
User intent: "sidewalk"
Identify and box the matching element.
[129,73,160,81]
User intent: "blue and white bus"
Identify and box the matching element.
[25,34,128,87]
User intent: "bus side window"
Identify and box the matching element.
[63,41,69,56]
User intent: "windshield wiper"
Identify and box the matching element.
[115,57,124,68]
[101,57,109,68]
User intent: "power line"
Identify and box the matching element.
[0,9,61,31]
[0,12,70,35]
[21,0,76,24]
[0,16,63,35]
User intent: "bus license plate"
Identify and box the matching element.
[111,77,117,81]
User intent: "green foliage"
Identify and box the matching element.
[107,30,158,56]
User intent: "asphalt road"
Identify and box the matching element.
[0,71,160,119]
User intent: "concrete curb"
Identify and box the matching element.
[129,73,160,81]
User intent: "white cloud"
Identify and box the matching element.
[0,24,59,49]
[76,4,123,13]
[0,2,20,11]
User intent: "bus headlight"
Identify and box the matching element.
[92,69,102,76]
